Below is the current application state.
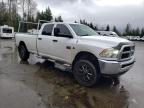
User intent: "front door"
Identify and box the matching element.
[52,24,75,63]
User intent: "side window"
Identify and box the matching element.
[55,24,72,37]
[42,24,54,35]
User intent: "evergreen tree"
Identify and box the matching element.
[74,20,77,23]
[80,19,88,25]
[80,19,83,24]
[106,25,110,31]
[113,26,120,36]
[36,7,53,22]
[36,11,40,22]
[79,19,98,30]
[94,25,98,30]
[44,7,53,21]
[125,23,131,35]
[140,28,144,37]
[55,16,63,22]
[135,27,140,36]
[130,29,136,36]
[89,22,94,30]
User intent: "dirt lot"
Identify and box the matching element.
[0,39,144,108]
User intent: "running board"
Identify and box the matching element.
[35,55,72,72]
[55,62,72,72]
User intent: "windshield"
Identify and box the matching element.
[3,28,12,33]
[70,24,99,36]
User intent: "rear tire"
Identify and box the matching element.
[73,59,100,87]
[18,44,30,61]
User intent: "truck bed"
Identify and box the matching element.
[15,33,37,54]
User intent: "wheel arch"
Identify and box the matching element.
[19,41,26,46]
[72,51,100,72]
[18,41,29,51]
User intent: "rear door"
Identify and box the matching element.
[37,24,54,57]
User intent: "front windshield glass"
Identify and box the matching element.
[70,24,99,36]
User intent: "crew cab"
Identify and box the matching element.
[15,22,135,86]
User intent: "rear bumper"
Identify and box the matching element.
[0,34,14,38]
[98,56,135,76]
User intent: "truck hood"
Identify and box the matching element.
[79,36,132,48]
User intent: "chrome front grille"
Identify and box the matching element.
[119,45,135,61]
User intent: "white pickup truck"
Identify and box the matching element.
[15,22,135,86]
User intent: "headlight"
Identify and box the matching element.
[99,48,119,58]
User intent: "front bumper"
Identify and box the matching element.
[98,56,135,76]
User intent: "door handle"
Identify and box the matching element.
[38,38,42,40]
[53,40,58,42]
[66,46,71,49]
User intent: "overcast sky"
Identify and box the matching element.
[35,0,144,29]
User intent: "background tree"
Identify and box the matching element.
[44,7,53,21]
[0,1,6,25]
[36,7,53,22]
[94,25,98,30]
[130,30,135,36]
[140,28,144,37]
[79,19,98,30]
[135,27,140,36]
[0,0,20,31]
[18,0,26,20]
[55,16,63,22]
[89,22,94,30]
[74,20,77,23]
[18,0,37,21]
[124,23,131,36]
[26,0,37,21]
[113,26,121,36]
[106,25,110,31]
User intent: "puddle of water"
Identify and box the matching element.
[0,77,47,108]
[0,40,19,64]
[32,62,129,108]
[0,55,2,61]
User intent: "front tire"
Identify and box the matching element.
[18,44,30,61]
[73,59,100,87]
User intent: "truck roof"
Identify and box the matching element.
[43,22,81,25]
[96,31,116,33]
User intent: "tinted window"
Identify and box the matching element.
[42,24,54,35]
[55,24,72,37]
[3,28,12,33]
